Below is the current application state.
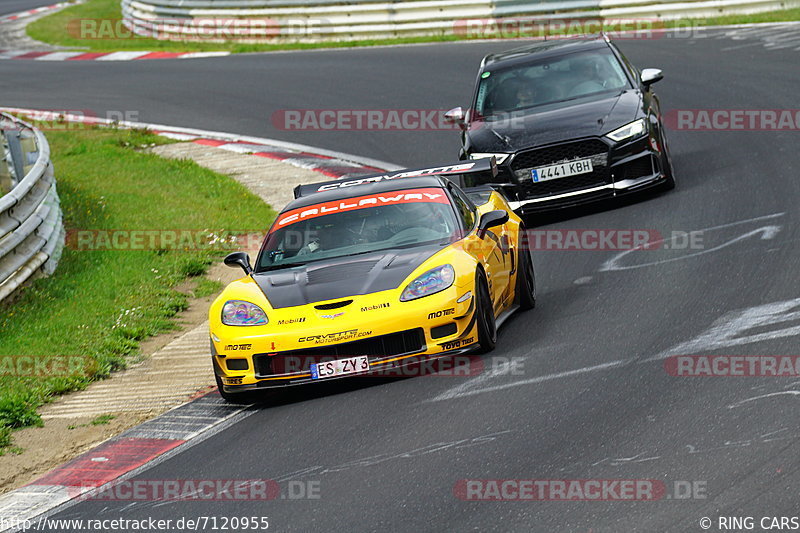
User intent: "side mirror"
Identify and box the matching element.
[224,251,253,275]
[444,107,467,130]
[477,210,509,237]
[640,68,663,87]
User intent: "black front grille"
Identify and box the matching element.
[254,328,426,376]
[510,139,610,198]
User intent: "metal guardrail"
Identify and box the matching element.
[121,0,800,41]
[0,113,65,303]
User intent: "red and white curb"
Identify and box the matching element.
[0,2,231,61]
[0,49,231,60]
[0,394,256,532]
[0,107,399,177]
[0,2,75,24]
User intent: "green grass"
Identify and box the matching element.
[0,124,275,448]
[26,0,800,54]
[695,7,800,25]
[193,278,224,299]
[90,414,116,425]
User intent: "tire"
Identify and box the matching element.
[659,130,676,191]
[516,233,536,311]
[474,270,497,354]
[215,372,261,404]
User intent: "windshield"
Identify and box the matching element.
[474,49,631,118]
[256,187,459,272]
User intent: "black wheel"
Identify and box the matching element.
[659,130,676,191]
[474,270,497,354]
[516,233,536,311]
[214,372,261,404]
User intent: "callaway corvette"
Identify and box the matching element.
[209,160,536,401]
[445,34,674,214]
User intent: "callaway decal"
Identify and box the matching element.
[275,188,450,228]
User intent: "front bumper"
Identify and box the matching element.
[212,291,479,393]
[216,343,478,394]
[483,135,668,215]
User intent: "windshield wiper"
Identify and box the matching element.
[260,262,307,272]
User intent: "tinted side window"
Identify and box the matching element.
[610,43,639,85]
[449,186,476,231]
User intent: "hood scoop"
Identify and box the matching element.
[314,300,353,310]
[252,245,442,309]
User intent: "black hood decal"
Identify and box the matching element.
[253,245,444,309]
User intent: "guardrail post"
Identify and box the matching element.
[0,130,13,195]
[0,112,64,303]
[5,129,26,184]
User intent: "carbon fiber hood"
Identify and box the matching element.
[253,245,443,309]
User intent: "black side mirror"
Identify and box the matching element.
[477,210,509,237]
[224,251,253,275]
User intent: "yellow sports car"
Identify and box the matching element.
[209,160,536,401]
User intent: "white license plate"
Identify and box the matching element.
[531,158,593,182]
[311,356,369,379]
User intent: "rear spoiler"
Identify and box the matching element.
[293,158,498,199]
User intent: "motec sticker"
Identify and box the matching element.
[428,308,455,320]
[274,188,450,228]
[316,164,477,192]
[224,344,252,351]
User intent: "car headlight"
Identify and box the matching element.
[470,153,510,164]
[222,300,268,326]
[400,265,456,302]
[605,119,647,142]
